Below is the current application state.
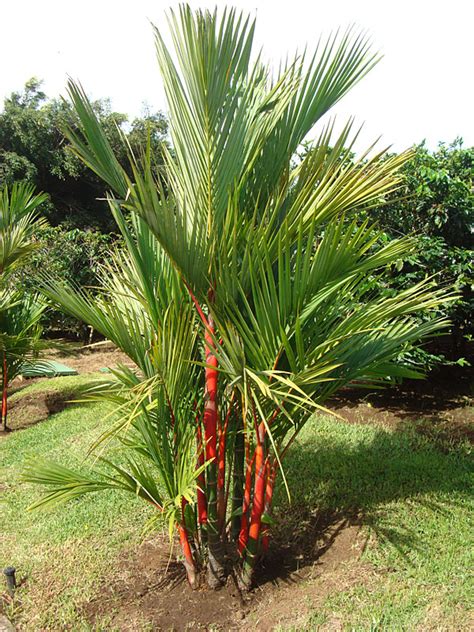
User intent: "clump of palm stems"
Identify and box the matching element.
[24,5,454,590]
[0,182,48,430]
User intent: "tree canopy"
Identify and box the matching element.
[0,78,168,231]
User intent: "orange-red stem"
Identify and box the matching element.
[204,316,218,466]
[240,445,268,589]
[196,422,208,527]
[261,461,277,553]
[179,498,198,589]
[247,445,267,544]
[183,279,209,328]
[238,452,256,554]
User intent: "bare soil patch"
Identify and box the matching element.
[45,344,132,374]
[83,512,369,631]
[0,389,78,435]
[1,344,133,435]
[329,370,474,451]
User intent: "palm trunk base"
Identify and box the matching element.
[238,538,258,592]
[206,539,226,588]
[184,560,199,590]
[179,525,199,590]
[237,565,254,592]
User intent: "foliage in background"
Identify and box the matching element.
[13,226,118,339]
[372,139,472,247]
[371,140,473,368]
[0,78,169,232]
[296,138,474,371]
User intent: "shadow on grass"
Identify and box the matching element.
[259,420,472,585]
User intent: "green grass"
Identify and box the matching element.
[1,377,473,630]
[1,375,152,630]
[274,417,473,630]
[9,373,101,402]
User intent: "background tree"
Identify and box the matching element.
[369,139,473,367]
[13,226,117,339]
[0,79,165,337]
[0,78,169,231]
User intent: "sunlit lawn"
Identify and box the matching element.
[1,375,472,629]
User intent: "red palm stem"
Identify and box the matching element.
[183,279,209,328]
[261,460,277,553]
[204,316,218,466]
[217,398,233,532]
[179,498,198,589]
[196,421,207,527]
[238,451,256,554]
[247,446,267,544]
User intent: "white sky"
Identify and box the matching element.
[1,0,473,153]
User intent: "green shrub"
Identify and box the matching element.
[370,140,473,369]
[14,226,119,339]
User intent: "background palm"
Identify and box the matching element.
[0,182,47,430]
[25,6,452,589]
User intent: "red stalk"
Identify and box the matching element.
[179,498,198,589]
[239,408,270,589]
[202,292,226,587]
[249,415,269,546]
[240,444,268,589]
[261,461,277,553]
[247,445,267,545]
[204,315,218,466]
[238,452,256,554]
[183,279,209,328]
[196,421,208,527]
[165,392,176,427]
[182,284,218,479]
[2,353,8,430]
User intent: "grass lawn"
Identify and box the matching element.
[1,376,152,630]
[1,375,473,630]
[274,417,473,630]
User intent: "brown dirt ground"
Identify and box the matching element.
[83,514,371,631]
[1,388,78,433]
[329,374,474,452]
[45,343,132,374]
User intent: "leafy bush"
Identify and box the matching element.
[25,7,453,593]
[0,182,48,430]
[14,226,118,339]
[369,140,473,370]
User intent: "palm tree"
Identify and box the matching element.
[0,182,48,276]
[0,291,45,430]
[0,182,47,430]
[24,6,453,589]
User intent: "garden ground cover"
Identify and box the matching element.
[0,348,472,630]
